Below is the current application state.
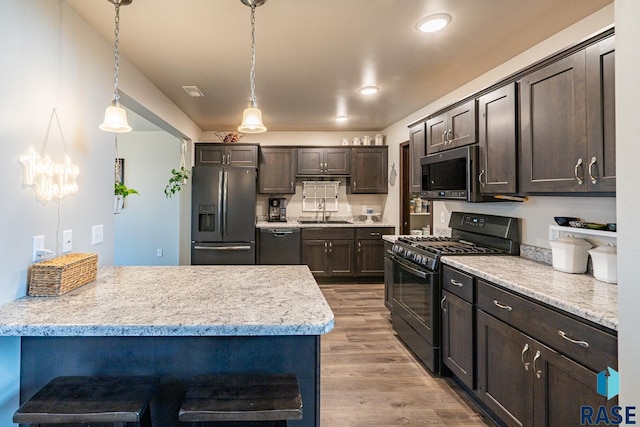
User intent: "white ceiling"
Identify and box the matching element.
[66,0,612,132]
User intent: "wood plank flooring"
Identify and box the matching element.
[319,284,491,426]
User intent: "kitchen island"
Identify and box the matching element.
[0,265,334,427]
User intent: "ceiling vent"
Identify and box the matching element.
[182,86,204,97]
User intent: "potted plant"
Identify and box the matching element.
[164,166,190,198]
[114,181,139,214]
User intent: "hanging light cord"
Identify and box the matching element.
[249,3,257,104]
[112,1,122,102]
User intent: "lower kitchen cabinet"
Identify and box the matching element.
[301,228,355,278]
[442,290,474,390]
[355,227,394,276]
[384,241,393,310]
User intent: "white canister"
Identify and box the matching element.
[341,138,349,145]
[363,135,372,145]
[588,245,617,284]
[410,229,423,236]
[352,137,361,146]
[374,134,385,145]
[549,236,593,273]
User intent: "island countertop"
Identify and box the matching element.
[0,265,335,337]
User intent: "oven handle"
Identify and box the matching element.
[388,253,435,279]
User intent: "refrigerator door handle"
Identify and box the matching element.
[223,171,229,235]
[193,245,252,251]
[217,170,223,235]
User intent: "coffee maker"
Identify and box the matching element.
[268,198,287,222]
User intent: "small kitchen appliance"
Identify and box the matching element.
[268,197,287,222]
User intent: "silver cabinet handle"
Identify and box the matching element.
[223,171,229,235]
[493,299,513,311]
[441,295,447,311]
[329,241,332,252]
[521,343,530,371]
[533,350,542,379]
[442,130,447,143]
[324,242,328,253]
[370,232,380,237]
[479,169,486,188]
[588,156,597,184]
[357,241,362,252]
[353,181,357,190]
[227,152,231,164]
[450,279,464,287]
[558,330,589,348]
[217,170,223,234]
[574,158,584,185]
[290,181,294,191]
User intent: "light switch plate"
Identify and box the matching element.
[62,230,72,253]
[91,225,104,245]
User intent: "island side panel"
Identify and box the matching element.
[20,335,320,427]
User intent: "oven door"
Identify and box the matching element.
[390,254,439,346]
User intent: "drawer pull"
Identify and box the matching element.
[521,343,530,371]
[558,330,589,348]
[533,350,542,379]
[441,295,447,312]
[493,300,513,311]
[450,279,464,287]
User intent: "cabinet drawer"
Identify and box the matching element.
[302,228,354,240]
[356,227,394,240]
[477,280,617,372]
[442,266,474,303]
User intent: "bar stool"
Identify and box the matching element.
[178,374,302,426]
[13,375,159,426]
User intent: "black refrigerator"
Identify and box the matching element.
[191,165,256,264]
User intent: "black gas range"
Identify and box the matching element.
[387,212,520,374]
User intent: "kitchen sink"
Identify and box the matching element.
[298,220,352,224]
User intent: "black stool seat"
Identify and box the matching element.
[179,374,302,424]
[14,375,158,425]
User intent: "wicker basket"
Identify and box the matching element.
[29,253,98,296]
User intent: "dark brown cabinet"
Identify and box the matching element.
[297,148,350,176]
[426,99,477,154]
[355,227,394,276]
[258,147,296,194]
[384,241,393,310]
[301,228,354,277]
[519,36,615,194]
[195,143,258,167]
[477,83,517,194]
[350,147,388,194]
[408,123,425,194]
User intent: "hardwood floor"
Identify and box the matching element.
[319,284,491,426]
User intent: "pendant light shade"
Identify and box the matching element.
[238,0,267,134]
[101,0,132,133]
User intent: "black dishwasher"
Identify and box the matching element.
[259,228,301,265]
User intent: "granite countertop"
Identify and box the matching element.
[442,256,617,331]
[256,220,396,229]
[0,266,335,337]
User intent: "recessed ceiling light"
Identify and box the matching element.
[359,86,380,95]
[416,13,451,33]
[182,85,204,97]
[335,116,349,122]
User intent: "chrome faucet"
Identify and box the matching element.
[319,197,326,222]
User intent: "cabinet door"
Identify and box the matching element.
[195,144,225,166]
[477,310,534,427]
[384,253,393,310]
[327,240,355,276]
[532,343,616,427]
[351,147,388,193]
[297,148,324,175]
[356,239,385,276]
[519,50,587,193]
[442,291,474,390]
[258,147,296,194]
[226,145,258,168]
[426,114,447,154]
[409,123,426,193]
[447,99,477,149]
[301,239,328,277]
[586,36,616,192]
[478,84,517,194]
[324,148,351,175]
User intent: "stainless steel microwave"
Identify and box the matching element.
[420,145,490,202]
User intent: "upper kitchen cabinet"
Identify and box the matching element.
[350,147,388,194]
[258,147,296,194]
[477,83,517,195]
[195,143,258,168]
[297,147,350,176]
[409,122,425,194]
[426,99,477,154]
[519,35,615,194]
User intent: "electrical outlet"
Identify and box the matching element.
[92,225,104,245]
[549,226,560,241]
[156,249,163,257]
[440,212,446,224]
[62,230,73,253]
[32,235,45,262]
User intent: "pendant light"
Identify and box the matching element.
[238,0,267,133]
[100,0,132,133]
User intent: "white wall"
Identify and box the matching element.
[114,131,182,266]
[615,0,640,411]
[380,4,616,247]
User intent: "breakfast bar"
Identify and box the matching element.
[0,265,335,427]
